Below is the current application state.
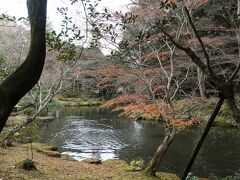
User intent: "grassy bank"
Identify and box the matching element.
[55,96,103,106]
[0,143,179,180]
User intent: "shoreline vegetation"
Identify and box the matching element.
[55,96,103,107]
[4,96,237,136]
[55,96,238,128]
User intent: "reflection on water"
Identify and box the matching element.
[57,116,127,160]
[38,106,240,178]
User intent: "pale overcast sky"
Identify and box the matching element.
[0,0,132,54]
[0,0,131,29]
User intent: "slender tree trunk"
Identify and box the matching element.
[144,127,176,176]
[181,97,225,180]
[238,0,240,17]
[166,92,174,108]
[0,0,47,133]
[197,67,206,100]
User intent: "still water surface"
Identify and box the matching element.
[38,107,240,178]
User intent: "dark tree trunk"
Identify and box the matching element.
[0,0,47,133]
[181,97,225,180]
[144,127,176,176]
[218,82,240,123]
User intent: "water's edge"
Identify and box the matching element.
[37,106,240,178]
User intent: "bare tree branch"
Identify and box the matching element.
[158,25,209,75]
[184,7,213,74]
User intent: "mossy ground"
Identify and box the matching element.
[0,143,179,180]
[56,97,103,106]
[22,142,61,157]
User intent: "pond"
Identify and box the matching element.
[37,106,240,178]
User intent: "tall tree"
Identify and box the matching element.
[155,1,240,179]
[0,0,47,132]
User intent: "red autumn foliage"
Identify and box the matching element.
[100,94,161,119]
[100,93,197,129]
[169,118,197,129]
[100,94,145,109]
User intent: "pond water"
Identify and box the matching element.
[37,106,240,178]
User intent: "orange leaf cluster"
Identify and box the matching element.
[100,94,162,119]
[100,94,144,109]
[100,94,197,128]
[117,102,160,118]
[169,117,197,129]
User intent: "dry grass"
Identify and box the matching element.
[0,143,179,180]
